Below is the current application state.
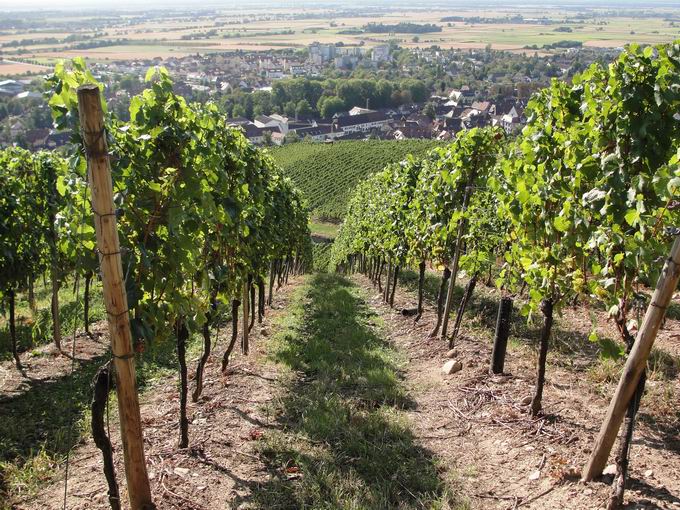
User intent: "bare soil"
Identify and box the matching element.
[6,272,680,510]
[356,274,680,510]
[0,322,108,402]
[14,280,301,510]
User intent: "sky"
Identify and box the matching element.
[1,0,678,8]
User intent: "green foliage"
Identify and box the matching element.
[495,41,680,324]
[271,140,443,222]
[331,128,505,274]
[330,41,680,341]
[494,77,588,315]
[577,43,680,320]
[411,128,504,267]
[220,77,430,120]
[0,149,68,299]
[41,60,311,345]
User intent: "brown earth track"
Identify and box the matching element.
[14,279,302,510]
[5,272,680,509]
[355,274,680,510]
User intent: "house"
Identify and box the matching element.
[389,119,432,140]
[448,86,475,105]
[470,101,492,115]
[45,129,72,149]
[288,64,307,76]
[333,111,390,134]
[0,80,24,97]
[499,113,522,133]
[9,120,24,138]
[372,45,390,63]
[433,117,464,136]
[239,123,282,145]
[293,124,344,142]
[407,113,433,128]
[254,114,289,135]
[24,128,50,149]
[265,69,285,79]
[227,116,251,126]
[349,106,375,116]
[15,91,42,100]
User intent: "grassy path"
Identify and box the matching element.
[254,273,462,509]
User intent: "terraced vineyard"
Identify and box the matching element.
[271,140,442,222]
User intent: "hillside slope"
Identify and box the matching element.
[271,140,442,222]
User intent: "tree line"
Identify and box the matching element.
[220,77,430,119]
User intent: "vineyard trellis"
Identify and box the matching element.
[332,41,680,508]
[272,139,443,222]
[1,41,680,510]
[1,58,312,509]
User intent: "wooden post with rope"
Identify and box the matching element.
[582,235,680,481]
[440,186,472,341]
[242,279,250,354]
[77,84,154,510]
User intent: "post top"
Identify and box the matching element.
[77,84,100,92]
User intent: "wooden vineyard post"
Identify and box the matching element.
[490,297,513,374]
[440,186,472,341]
[582,235,680,481]
[47,155,62,350]
[242,280,250,355]
[77,85,154,510]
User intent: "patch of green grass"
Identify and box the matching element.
[0,449,56,510]
[0,277,106,362]
[648,347,679,381]
[311,241,333,272]
[309,221,339,239]
[253,273,466,509]
[587,358,623,388]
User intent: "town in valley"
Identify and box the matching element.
[0,4,671,148]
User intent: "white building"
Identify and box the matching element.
[254,114,289,135]
[309,43,337,65]
[371,45,390,63]
[333,111,390,133]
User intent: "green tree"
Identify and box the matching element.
[283,101,297,118]
[319,96,345,119]
[295,99,312,119]
[422,102,436,119]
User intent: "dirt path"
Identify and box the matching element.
[16,278,302,510]
[356,274,680,510]
[7,271,679,509]
[0,322,109,401]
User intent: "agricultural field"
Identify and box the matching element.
[271,140,443,222]
[1,6,680,75]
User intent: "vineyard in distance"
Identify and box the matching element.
[1,42,680,510]
[272,140,442,223]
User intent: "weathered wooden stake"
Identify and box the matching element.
[582,235,680,481]
[78,84,153,510]
[440,186,472,341]
[48,159,62,351]
[490,297,513,374]
[242,280,250,355]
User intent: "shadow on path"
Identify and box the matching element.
[247,273,462,509]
